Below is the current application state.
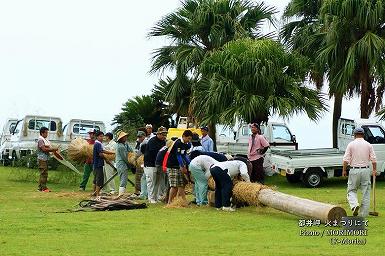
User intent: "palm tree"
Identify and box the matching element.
[112,95,171,139]
[280,0,350,148]
[148,0,276,145]
[319,0,385,119]
[197,38,326,125]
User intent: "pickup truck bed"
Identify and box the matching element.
[271,148,347,187]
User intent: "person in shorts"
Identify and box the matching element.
[166,130,193,204]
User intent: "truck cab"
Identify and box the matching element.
[7,115,63,160]
[62,119,105,141]
[0,118,18,163]
[216,122,298,176]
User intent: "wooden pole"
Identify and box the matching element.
[258,189,347,223]
[227,182,347,223]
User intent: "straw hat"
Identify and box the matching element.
[117,131,128,142]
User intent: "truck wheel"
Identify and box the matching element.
[286,173,301,183]
[303,169,323,188]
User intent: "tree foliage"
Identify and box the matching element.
[196,38,326,125]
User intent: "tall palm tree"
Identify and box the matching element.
[320,0,385,119]
[148,0,276,145]
[197,39,326,125]
[280,0,349,147]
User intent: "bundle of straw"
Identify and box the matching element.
[67,138,91,163]
[103,153,116,162]
[208,177,215,191]
[127,152,144,168]
[164,197,188,208]
[232,182,269,206]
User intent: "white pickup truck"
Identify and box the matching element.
[216,122,298,175]
[271,118,385,188]
[1,116,107,161]
[4,115,64,160]
[0,118,18,164]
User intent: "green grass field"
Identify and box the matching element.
[1,166,384,256]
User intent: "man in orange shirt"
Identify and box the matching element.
[342,127,376,217]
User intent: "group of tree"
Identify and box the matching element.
[114,0,385,147]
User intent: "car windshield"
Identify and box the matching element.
[363,125,385,144]
[73,124,100,135]
[272,125,292,142]
[28,119,57,131]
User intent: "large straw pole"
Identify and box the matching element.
[257,189,347,223]
[228,182,347,223]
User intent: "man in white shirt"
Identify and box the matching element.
[103,132,116,194]
[189,155,218,206]
[342,127,376,217]
[209,160,250,211]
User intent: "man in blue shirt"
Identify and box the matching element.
[200,126,214,152]
[93,131,114,199]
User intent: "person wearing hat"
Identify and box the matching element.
[102,132,117,194]
[342,127,376,217]
[209,159,250,211]
[190,132,204,152]
[115,131,134,197]
[143,126,167,203]
[79,129,96,191]
[200,126,214,152]
[134,130,146,195]
[247,123,269,184]
[145,124,155,139]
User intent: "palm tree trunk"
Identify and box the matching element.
[332,93,343,148]
[360,63,374,118]
[208,123,217,151]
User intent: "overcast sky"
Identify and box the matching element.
[0,0,366,148]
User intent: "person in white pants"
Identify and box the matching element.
[342,127,376,217]
[143,127,168,203]
[103,132,117,194]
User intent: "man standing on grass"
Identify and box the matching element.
[247,123,269,184]
[144,127,167,203]
[134,131,146,195]
[166,130,193,204]
[200,126,214,152]
[36,127,58,192]
[93,131,115,199]
[115,131,134,197]
[103,132,116,195]
[342,127,376,217]
[79,130,96,191]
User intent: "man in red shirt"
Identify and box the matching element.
[247,123,269,184]
[79,130,96,191]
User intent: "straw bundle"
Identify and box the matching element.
[185,183,193,195]
[232,182,269,206]
[67,138,91,163]
[127,152,144,168]
[103,153,116,162]
[164,197,189,208]
[208,177,215,190]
